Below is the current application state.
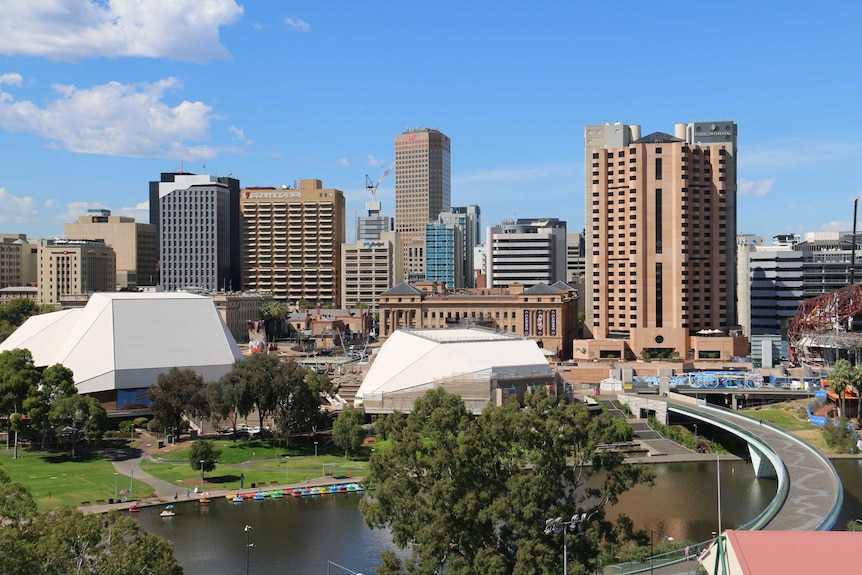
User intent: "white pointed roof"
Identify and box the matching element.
[355,328,551,401]
[0,292,242,394]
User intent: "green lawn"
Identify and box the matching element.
[0,451,149,509]
[739,402,813,431]
[0,438,386,510]
[145,439,377,491]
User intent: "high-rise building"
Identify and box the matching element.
[341,231,403,312]
[583,121,738,356]
[425,221,463,288]
[0,234,36,289]
[394,128,451,279]
[242,179,345,305]
[152,172,241,293]
[566,232,586,283]
[357,188,394,241]
[439,206,479,287]
[65,209,158,288]
[37,239,116,305]
[485,218,567,289]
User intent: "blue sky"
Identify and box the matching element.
[1,1,861,243]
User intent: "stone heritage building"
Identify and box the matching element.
[377,280,578,360]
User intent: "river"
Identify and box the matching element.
[134,459,862,575]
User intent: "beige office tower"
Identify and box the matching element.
[65,210,158,288]
[0,234,37,288]
[241,179,345,305]
[37,239,116,306]
[583,121,737,356]
[341,231,403,312]
[394,128,451,280]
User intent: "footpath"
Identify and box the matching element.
[82,431,363,515]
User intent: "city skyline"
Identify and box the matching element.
[1,1,861,243]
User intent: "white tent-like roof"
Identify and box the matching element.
[355,328,551,405]
[0,292,242,394]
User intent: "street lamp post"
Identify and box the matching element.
[285,456,290,485]
[114,472,118,502]
[544,513,589,575]
[244,524,253,575]
[314,441,319,458]
[649,530,674,575]
[327,560,363,575]
[130,469,133,496]
[693,423,698,449]
[200,459,205,485]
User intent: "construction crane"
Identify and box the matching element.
[366,162,394,201]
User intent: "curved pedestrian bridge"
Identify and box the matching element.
[618,392,842,531]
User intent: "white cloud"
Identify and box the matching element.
[739,177,775,197]
[0,187,39,223]
[454,163,577,185]
[229,125,252,145]
[55,201,111,226]
[820,220,850,232]
[367,154,386,167]
[120,200,150,223]
[742,138,862,172]
[0,73,22,86]
[302,157,352,168]
[0,76,227,159]
[284,17,310,32]
[0,0,243,63]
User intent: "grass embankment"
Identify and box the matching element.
[146,439,380,490]
[740,399,831,452]
[0,437,387,510]
[0,451,148,509]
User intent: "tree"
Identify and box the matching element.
[333,405,366,456]
[828,359,853,418]
[26,363,77,448]
[0,298,51,341]
[261,301,291,341]
[206,379,239,433]
[272,360,320,444]
[148,367,207,436]
[49,394,106,456]
[190,439,221,476]
[360,388,654,575]
[221,353,282,427]
[0,349,41,451]
[3,507,182,575]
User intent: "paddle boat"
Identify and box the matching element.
[232,495,243,503]
[253,492,266,501]
[160,504,176,517]
[128,501,141,512]
[199,492,211,503]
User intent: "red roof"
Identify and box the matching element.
[702,529,862,574]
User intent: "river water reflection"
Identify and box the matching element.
[136,460,862,575]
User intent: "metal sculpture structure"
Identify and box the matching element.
[788,283,862,366]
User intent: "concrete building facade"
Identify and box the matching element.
[341,231,403,312]
[485,219,567,289]
[65,209,158,289]
[241,179,345,306]
[154,173,241,293]
[394,128,451,279]
[0,234,36,289]
[583,121,738,358]
[209,291,273,343]
[37,239,116,306]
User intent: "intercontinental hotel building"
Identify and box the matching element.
[241,179,345,306]
[579,121,742,360]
